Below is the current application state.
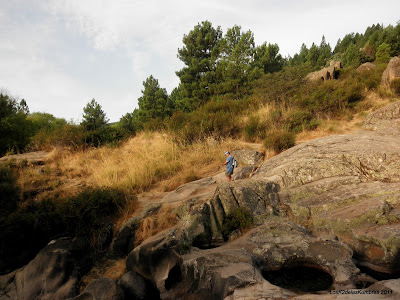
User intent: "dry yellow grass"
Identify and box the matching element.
[42,132,246,197]
[134,204,178,246]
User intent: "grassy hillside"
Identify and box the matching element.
[1,58,399,278]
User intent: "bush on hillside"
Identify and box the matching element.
[221,207,253,241]
[263,130,296,153]
[244,116,266,141]
[0,165,20,216]
[283,109,319,133]
[0,187,130,274]
[30,123,85,150]
[167,100,246,143]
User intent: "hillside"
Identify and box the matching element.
[1,47,400,299]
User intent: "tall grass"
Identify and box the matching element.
[53,132,245,195]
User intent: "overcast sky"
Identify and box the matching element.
[1,0,399,122]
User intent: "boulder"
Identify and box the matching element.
[230,150,264,166]
[306,66,336,81]
[0,269,19,300]
[252,130,400,274]
[330,60,342,69]
[0,151,48,166]
[306,61,342,82]
[126,228,184,296]
[67,278,124,300]
[357,62,377,73]
[118,271,160,300]
[127,219,370,299]
[111,203,162,257]
[1,238,90,300]
[382,57,400,86]
[363,100,400,132]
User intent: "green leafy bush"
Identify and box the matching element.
[221,207,253,241]
[263,130,296,153]
[0,187,130,274]
[283,110,319,133]
[0,165,20,216]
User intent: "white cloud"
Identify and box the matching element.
[1,0,399,122]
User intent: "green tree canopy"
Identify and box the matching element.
[0,93,33,155]
[253,42,284,74]
[137,75,173,122]
[217,25,258,95]
[175,21,222,111]
[81,99,109,131]
[375,42,391,63]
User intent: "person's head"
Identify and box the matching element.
[224,151,230,157]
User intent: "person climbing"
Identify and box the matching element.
[223,151,234,182]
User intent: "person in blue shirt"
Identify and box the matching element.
[223,151,234,182]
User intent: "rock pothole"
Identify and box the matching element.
[165,265,182,291]
[261,265,333,293]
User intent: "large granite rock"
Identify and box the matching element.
[230,150,264,166]
[0,238,90,300]
[111,203,162,257]
[126,219,371,299]
[67,278,124,300]
[357,62,376,73]
[306,61,341,82]
[382,56,400,86]
[0,151,49,166]
[252,130,400,274]
[363,100,400,132]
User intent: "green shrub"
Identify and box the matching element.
[0,165,20,216]
[244,116,260,141]
[263,130,296,153]
[166,100,243,143]
[0,187,130,274]
[284,110,319,132]
[221,207,253,241]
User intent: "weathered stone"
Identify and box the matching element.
[8,238,90,300]
[382,57,400,86]
[0,269,19,300]
[368,279,400,297]
[330,60,342,69]
[363,100,400,132]
[306,66,336,81]
[68,278,124,300]
[210,180,283,241]
[111,203,162,257]
[230,150,264,166]
[252,129,400,274]
[118,271,160,300]
[0,151,49,166]
[126,228,183,295]
[140,220,368,299]
[357,62,377,73]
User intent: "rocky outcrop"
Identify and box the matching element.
[111,203,162,257]
[357,62,377,73]
[252,130,400,274]
[68,278,124,300]
[306,66,336,81]
[0,151,48,166]
[230,150,264,166]
[382,57,400,86]
[0,238,90,300]
[306,61,342,82]
[118,271,160,300]
[126,219,371,299]
[363,100,400,132]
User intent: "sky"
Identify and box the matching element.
[0,0,399,123]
